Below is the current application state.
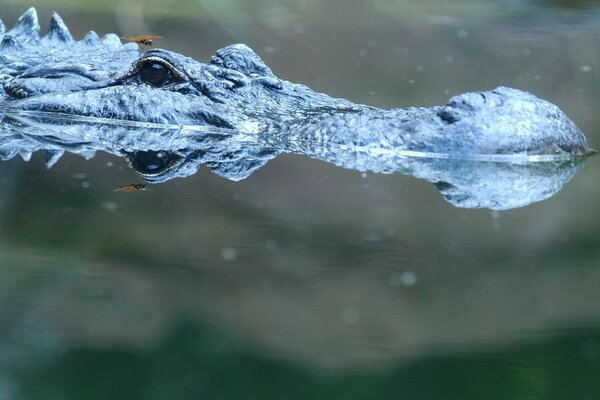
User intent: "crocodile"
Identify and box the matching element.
[0,8,593,159]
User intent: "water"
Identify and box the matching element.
[1,1,600,398]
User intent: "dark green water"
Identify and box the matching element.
[1,1,600,398]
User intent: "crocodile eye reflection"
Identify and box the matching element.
[126,150,180,175]
[139,61,174,87]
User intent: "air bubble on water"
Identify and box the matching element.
[101,201,118,212]
[341,306,360,324]
[367,232,380,242]
[491,211,500,219]
[457,29,468,39]
[264,46,277,54]
[522,48,531,56]
[221,247,237,261]
[580,65,592,72]
[81,181,91,189]
[446,56,454,63]
[408,79,415,85]
[534,74,541,80]
[389,271,417,287]
[361,172,368,179]
[265,239,278,251]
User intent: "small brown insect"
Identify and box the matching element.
[120,35,163,48]
[114,183,149,192]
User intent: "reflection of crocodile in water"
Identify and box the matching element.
[0,111,587,210]
[0,8,593,158]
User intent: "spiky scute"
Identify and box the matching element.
[0,7,138,90]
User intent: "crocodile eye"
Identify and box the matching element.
[139,61,174,87]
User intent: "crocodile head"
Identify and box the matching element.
[0,8,353,131]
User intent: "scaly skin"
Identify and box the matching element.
[0,8,592,159]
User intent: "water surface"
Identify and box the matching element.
[0,1,599,398]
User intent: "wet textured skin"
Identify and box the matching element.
[0,8,592,158]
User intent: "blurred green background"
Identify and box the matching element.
[1,0,600,399]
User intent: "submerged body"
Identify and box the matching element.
[0,8,593,158]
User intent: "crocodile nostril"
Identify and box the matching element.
[3,80,33,99]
